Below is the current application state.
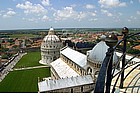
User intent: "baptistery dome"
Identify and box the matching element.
[39,27,63,65]
[43,27,61,42]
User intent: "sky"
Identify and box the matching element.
[0,0,140,30]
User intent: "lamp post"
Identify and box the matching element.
[105,33,118,93]
[120,27,129,89]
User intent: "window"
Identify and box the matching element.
[81,86,83,92]
[71,88,73,93]
[87,67,92,74]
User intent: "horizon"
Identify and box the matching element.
[0,27,140,32]
[0,0,140,30]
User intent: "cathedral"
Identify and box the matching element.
[38,29,119,93]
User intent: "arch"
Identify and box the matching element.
[53,56,57,61]
[87,67,92,74]
[94,71,99,79]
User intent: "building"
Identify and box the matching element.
[38,35,119,93]
[39,27,63,65]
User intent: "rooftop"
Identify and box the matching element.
[51,58,80,78]
[61,47,87,68]
[38,75,94,92]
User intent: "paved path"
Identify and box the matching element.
[0,53,27,82]
[13,65,49,71]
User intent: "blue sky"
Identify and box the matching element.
[0,0,140,30]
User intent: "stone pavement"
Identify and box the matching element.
[0,53,27,82]
[13,65,49,71]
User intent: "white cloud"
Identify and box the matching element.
[22,17,40,23]
[53,6,89,21]
[99,0,127,8]
[16,1,47,15]
[41,0,50,6]
[101,9,113,16]
[91,12,96,16]
[89,18,98,22]
[53,7,77,20]
[77,12,86,21]
[42,15,49,21]
[85,4,95,9]
[3,10,16,18]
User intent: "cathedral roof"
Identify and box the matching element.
[61,47,87,68]
[38,75,94,93]
[51,58,79,78]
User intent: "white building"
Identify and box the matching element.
[38,36,119,93]
[39,27,63,65]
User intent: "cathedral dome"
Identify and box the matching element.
[88,41,108,63]
[87,35,118,64]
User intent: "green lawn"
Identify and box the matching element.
[14,51,43,68]
[0,67,50,93]
[9,34,38,38]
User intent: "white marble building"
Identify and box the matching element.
[39,27,63,65]
[38,36,119,93]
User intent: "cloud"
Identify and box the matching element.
[22,17,39,23]
[3,10,16,18]
[77,12,87,21]
[16,1,47,15]
[101,9,113,16]
[98,0,127,8]
[85,4,95,9]
[42,15,50,21]
[91,12,97,16]
[128,16,137,22]
[89,18,98,22]
[53,6,77,20]
[53,6,90,21]
[55,7,76,19]
[41,0,50,6]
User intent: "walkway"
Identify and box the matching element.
[13,65,50,71]
[0,53,27,82]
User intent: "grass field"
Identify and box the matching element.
[0,51,51,93]
[0,67,50,93]
[14,52,43,68]
[9,34,38,38]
